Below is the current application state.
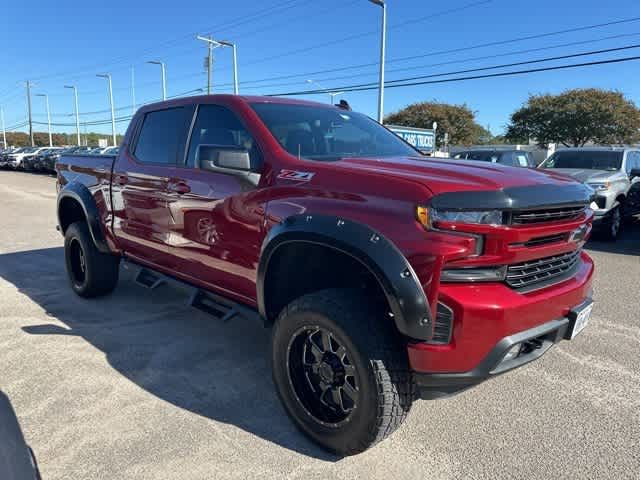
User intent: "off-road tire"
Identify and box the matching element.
[271,288,413,456]
[64,221,120,298]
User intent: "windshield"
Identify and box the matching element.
[541,150,623,171]
[251,103,420,161]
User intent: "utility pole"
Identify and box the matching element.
[197,35,236,94]
[64,85,81,146]
[131,66,136,115]
[1,107,6,149]
[25,81,34,146]
[97,73,117,146]
[36,93,52,147]
[147,61,167,100]
[368,0,387,123]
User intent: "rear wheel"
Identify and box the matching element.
[271,289,413,455]
[64,222,120,297]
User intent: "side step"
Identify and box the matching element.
[134,268,165,289]
[125,260,263,325]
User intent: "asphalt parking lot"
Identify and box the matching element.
[0,170,638,480]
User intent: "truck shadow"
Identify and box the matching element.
[0,247,336,461]
[586,215,640,256]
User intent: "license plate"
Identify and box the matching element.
[568,301,593,339]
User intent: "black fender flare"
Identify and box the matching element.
[257,214,433,341]
[57,182,111,253]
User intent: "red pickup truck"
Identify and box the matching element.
[56,95,595,455]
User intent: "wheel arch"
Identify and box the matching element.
[257,214,433,341]
[57,182,110,253]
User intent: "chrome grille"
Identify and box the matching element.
[510,206,586,225]
[506,249,582,290]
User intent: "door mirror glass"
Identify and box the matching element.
[630,168,640,180]
[198,145,252,172]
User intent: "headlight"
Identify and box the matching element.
[431,208,503,226]
[587,182,609,191]
[416,206,503,228]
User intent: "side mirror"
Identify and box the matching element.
[630,168,640,180]
[198,145,251,172]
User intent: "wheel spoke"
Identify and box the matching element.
[343,363,356,377]
[335,345,347,360]
[329,387,343,410]
[341,380,358,402]
[307,339,324,363]
[320,330,333,352]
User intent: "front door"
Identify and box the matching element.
[164,104,265,304]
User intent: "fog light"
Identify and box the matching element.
[503,344,522,362]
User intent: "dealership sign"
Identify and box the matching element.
[387,125,435,153]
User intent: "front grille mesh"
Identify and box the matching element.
[510,206,586,225]
[431,302,454,344]
[505,249,582,290]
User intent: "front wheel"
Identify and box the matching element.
[271,289,413,456]
[604,205,622,241]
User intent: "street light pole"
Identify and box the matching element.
[131,66,136,115]
[97,73,117,146]
[218,40,239,94]
[0,107,6,149]
[147,61,167,100]
[306,79,344,104]
[36,93,52,147]
[197,35,238,94]
[65,85,81,146]
[369,0,386,124]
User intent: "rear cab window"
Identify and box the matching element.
[133,107,193,165]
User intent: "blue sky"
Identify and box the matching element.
[1,0,640,137]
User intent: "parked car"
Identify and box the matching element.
[24,147,62,171]
[452,149,536,167]
[539,147,640,240]
[5,147,49,170]
[0,147,23,168]
[56,95,594,455]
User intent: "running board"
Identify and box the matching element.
[125,260,263,325]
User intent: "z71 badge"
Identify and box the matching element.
[277,169,315,181]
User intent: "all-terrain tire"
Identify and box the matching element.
[271,288,413,456]
[64,221,120,298]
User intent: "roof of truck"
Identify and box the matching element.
[142,94,334,112]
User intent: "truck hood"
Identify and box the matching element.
[338,156,579,196]
[541,168,619,183]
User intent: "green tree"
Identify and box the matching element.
[384,101,487,146]
[506,88,640,147]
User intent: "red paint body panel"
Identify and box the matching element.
[56,94,595,379]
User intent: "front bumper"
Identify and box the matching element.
[408,252,594,399]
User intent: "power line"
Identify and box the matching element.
[269,55,640,96]
[227,15,640,86]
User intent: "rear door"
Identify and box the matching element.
[111,105,194,269]
[163,103,265,303]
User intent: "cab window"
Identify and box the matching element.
[186,104,261,169]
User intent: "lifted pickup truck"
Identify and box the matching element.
[56,95,595,455]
